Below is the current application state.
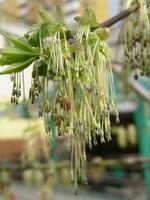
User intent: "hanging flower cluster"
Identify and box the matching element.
[0,8,118,193]
[120,0,150,79]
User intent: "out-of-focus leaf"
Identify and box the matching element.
[56,4,64,21]
[39,9,53,23]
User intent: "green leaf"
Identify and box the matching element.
[0,32,36,52]
[0,58,35,74]
[25,23,51,47]
[74,9,98,28]
[0,56,12,65]
[0,46,39,59]
[49,21,65,34]
[0,55,31,66]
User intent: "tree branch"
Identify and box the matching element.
[100,4,139,28]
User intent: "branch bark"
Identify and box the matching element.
[100,4,139,28]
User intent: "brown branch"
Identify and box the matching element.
[100,4,139,28]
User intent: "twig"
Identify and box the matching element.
[100,4,139,28]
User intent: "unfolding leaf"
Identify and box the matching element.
[74,9,98,27]
[0,55,33,66]
[0,58,35,74]
[0,32,36,52]
[0,56,14,65]
[25,23,51,47]
[0,46,39,59]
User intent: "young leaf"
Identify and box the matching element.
[0,57,35,74]
[25,23,51,47]
[0,32,36,52]
[0,46,39,59]
[0,56,13,65]
[0,55,30,66]
[74,8,98,28]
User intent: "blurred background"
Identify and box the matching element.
[0,0,150,200]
